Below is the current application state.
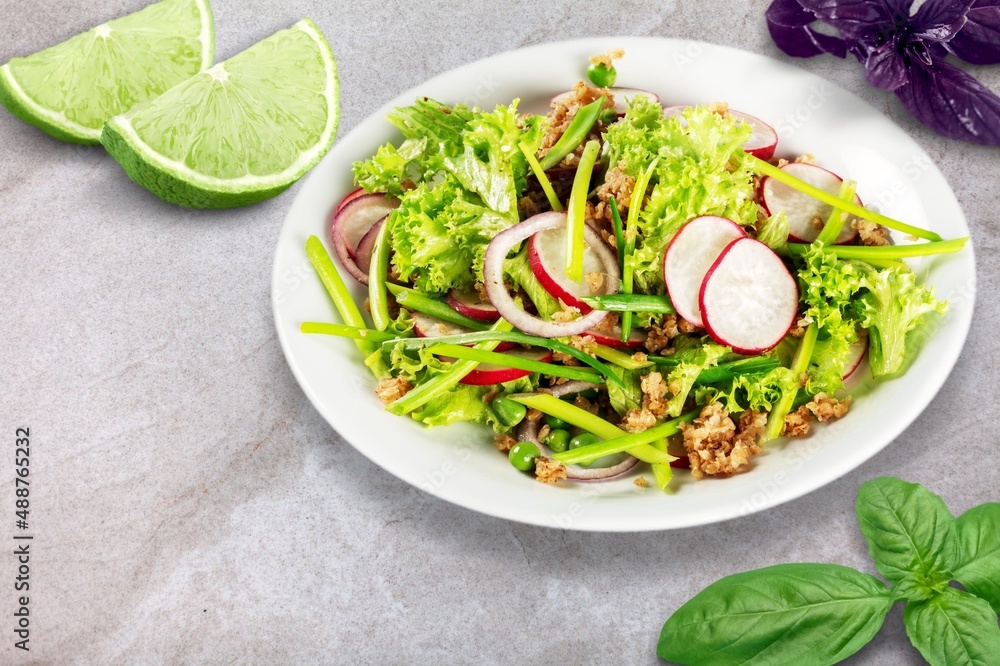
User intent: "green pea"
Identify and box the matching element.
[588,62,617,88]
[509,442,540,472]
[544,414,569,430]
[492,396,527,428]
[542,428,570,453]
[569,432,600,451]
[598,108,618,126]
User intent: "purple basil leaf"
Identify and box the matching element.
[766,0,848,57]
[894,59,1000,145]
[797,0,908,40]
[911,0,973,42]
[949,0,1000,64]
[865,41,910,89]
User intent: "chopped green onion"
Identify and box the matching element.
[751,157,942,242]
[609,196,625,272]
[388,319,513,416]
[300,322,397,344]
[552,411,695,466]
[538,96,605,171]
[566,140,601,283]
[368,214,395,331]
[386,330,627,391]
[763,324,818,443]
[427,344,602,383]
[509,393,674,464]
[815,179,857,246]
[519,141,563,212]
[591,344,651,370]
[694,357,781,383]
[580,293,675,314]
[621,157,660,342]
[305,235,387,378]
[386,283,490,331]
[650,439,674,491]
[787,237,968,260]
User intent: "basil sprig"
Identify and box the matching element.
[658,477,1000,665]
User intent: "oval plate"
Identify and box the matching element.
[272,37,974,531]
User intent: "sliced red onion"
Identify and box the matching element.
[484,212,615,338]
[514,404,639,482]
[354,216,385,276]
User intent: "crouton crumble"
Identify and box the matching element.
[493,435,517,453]
[535,456,567,484]
[853,218,891,246]
[621,408,657,433]
[589,48,624,69]
[633,476,649,488]
[539,82,615,160]
[640,371,669,418]
[680,403,763,479]
[375,376,412,405]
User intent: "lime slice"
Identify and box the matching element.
[0,0,213,145]
[101,19,339,209]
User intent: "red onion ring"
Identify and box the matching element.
[484,211,619,338]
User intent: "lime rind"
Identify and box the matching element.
[101,18,340,208]
[0,0,213,145]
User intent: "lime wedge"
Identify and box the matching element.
[101,18,339,209]
[0,0,213,144]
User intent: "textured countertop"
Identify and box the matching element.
[1,1,997,663]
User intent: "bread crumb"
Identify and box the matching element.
[678,318,698,334]
[853,219,891,246]
[680,403,762,479]
[633,476,648,488]
[552,300,582,322]
[641,371,669,418]
[806,392,851,422]
[535,456,567,484]
[589,48,624,69]
[644,315,679,352]
[493,435,517,452]
[622,408,657,433]
[375,376,412,405]
[585,272,605,292]
[783,406,812,437]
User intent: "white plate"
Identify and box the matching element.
[272,37,974,531]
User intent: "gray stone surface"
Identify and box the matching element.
[1,0,997,663]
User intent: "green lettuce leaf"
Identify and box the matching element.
[603,100,757,293]
[757,209,790,254]
[853,264,947,377]
[698,364,798,413]
[355,99,544,295]
[505,246,561,319]
[664,343,728,416]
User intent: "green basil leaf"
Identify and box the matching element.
[856,477,957,589]
[658,563,892,665]
[903,587,1000,666]
[954,503,1000,613]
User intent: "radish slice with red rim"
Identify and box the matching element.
[699,238,799,355]
[453,348,553,386]
[446,288,500,322]
[728,110,778,160]
[528,219,620,312]
[484,212,615,338]
[335,187,367,215]
[843,331,869,380]
[761,162,861,244]
[329,192,397,284]
[664,215,747,328]
[584,326,646,349]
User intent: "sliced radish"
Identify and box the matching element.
[661,104,688,119]
[335,187,367,215]
[699,238,799,355]
[456,348,554,386]
[447,288,500,322]
[411,312,515,352]
[663,216,747,328]
[329,193,397,283]
[353,216,385,276]
[550,88,659,116]
[761,163,860,244]
[528,223,619,312]
[729,110,778,160]
[484,212,614,338]
[585,326,646,349]
[843,331,869,381]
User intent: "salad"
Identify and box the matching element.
[301,54,965,491]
